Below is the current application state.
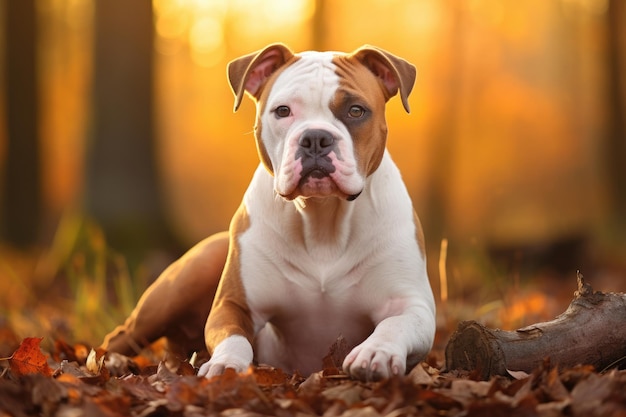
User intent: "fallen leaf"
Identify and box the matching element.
[9,337,53,377]
[321,381,365,405]
[322,335,350,377]
[86,348,104,375]
[252,365,290,386]
[408,363,435,385]
[165,377,207,412]
[155,360,179,384]
[338,405,382,417]
[541,367,570,402]
[53,339,80,363]
[506,369,529,380]
[570,372,614,416]
[449,378,491,402]
[103,351,140,377]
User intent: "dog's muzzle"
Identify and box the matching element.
[296,129,337,181]
[281,128,362,201]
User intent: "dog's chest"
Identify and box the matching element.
[239,202,382,315]
[248,256,377,372]
[243,237,371,313]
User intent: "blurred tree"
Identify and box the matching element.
[422,2,463,245]
[1,0,42,247]
[85,0,177,262]
[607,0,626,225]
[311,0,328,50]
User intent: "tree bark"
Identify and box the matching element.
[1,0,42,247]
[606,0,626,223]
[445,273,626,380]
[86,0,176,260]
[311,0,328,50]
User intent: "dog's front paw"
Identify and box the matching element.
[197,335,253,378]
[342,340,406,382]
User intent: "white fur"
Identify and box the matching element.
[199,335,253,377]
[262,52,363,199]
[202,50,435,381]
[234,151,435,379]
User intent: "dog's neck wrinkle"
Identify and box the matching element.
[294,196,355,254]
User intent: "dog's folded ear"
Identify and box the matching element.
[228,43,295,112]
[351,46,417,113]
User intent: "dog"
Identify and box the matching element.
[101,44,436,382]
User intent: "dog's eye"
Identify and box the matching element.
[274,106,291,118]
[348,105,366,119]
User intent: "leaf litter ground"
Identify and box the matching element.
[1,336,625,416]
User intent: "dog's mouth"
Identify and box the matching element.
[276,148,364,202]
[299,167,331,183]
[277,166,361,201]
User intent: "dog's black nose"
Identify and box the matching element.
[298,129,335,157]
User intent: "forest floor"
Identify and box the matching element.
[1,234,626,416]
[1,330,625,416]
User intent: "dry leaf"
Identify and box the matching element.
[85,348,103,375]
[506,369,529,380]
[252,365,290,386]
[322,335,350,377]
[9,337,53,377]
[3,335,626,416]
[408,363,434,385]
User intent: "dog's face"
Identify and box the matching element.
[227,44,416,201]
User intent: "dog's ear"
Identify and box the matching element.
[351,46,416,113]
[227,44,295,112]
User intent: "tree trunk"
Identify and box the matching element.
[445,273,626,380]
[86,0,176,260]
[1,0,42,247]
[311,0,328,50]
[606,0,626,225]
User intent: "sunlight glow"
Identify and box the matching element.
[189,16,224,67]
[260,0,315,23]
[153,0,314,67]
[154,0,229,65]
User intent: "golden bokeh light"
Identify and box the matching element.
[9,0,616,258]
[153,0,314,67]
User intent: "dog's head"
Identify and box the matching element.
[227,44,416,201]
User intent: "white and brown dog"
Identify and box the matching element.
[101,44,435,382]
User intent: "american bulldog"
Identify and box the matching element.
[102,44,436,382]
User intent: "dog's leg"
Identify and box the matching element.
[100,232,229,358]
[342,303,435,381]
[198,205,256,377]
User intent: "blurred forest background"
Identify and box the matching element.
[0,0,625,349]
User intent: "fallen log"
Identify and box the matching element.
[445,272,626,380]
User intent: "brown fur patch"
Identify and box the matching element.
[204,203,255,352]
[330,55,389,177]
[101,232,229,357]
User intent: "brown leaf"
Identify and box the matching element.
[59,360,92,378]
[176,360,196,376]
[53,339,80,363]
[155,361,180,384]
[165,377,207,412]
[252,365,290,386]
[570,372,614,416]
[408,363,436,386]
[506,369,530,380]
[86,348,104,375]
[9,337,53,377]
[205,367,272,411]
[322,335,350,377]
[321,381,365,406]
[103,351,140,377]
[541,367,570,403]
[31,374,68,414]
